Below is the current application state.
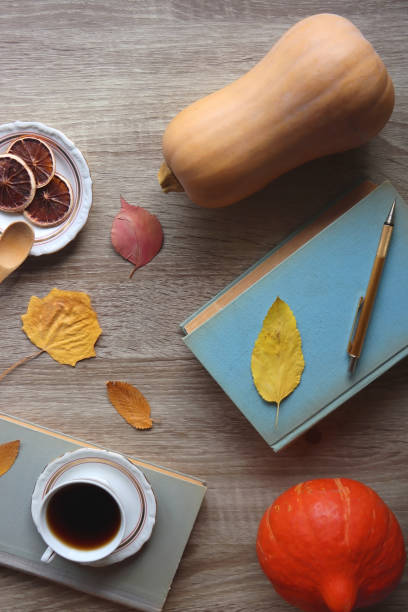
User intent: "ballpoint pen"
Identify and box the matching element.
[347,200,396,373]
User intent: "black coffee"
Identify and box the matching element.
[46,483,121,550]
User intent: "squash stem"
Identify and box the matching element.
[158,161,184,193]
[321,574,357,612]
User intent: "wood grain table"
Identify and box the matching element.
[0,1,407,610]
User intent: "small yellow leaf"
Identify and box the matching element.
[21,288,102,366]
[107,381,153,430]
[251,297,304,427]
[0,440,20,477]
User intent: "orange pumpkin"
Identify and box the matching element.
[159,14,394,208]
[256,478,405,612]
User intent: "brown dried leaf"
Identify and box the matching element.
[106,381,153,430]
[0,440,20,477]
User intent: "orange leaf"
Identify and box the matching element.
[106,381,153,430]
[21,288,102,366]
[0,440,20,477]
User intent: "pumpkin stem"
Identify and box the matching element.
[158,161,184,193]
[320,575,357,612]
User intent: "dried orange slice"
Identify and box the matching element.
[24,173,73,227]
[7,136,56,188]
[0,153,36,213]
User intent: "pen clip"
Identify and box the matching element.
[347,296,364,354]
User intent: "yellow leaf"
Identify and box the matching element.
[106,381,153,430]
[251,297,304,427]
[21,288,102,366]
[0,440,20,477]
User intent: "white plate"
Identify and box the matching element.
[0,121,92,256]
[31,448,157,566]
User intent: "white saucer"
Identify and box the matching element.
[31,448,156,566]
[0,121,92,256]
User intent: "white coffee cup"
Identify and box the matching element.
[32,448,156,566]
[37,477,126,565]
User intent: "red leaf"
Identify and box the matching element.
[111,196,163,275]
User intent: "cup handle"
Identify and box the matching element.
[41,546,56,563]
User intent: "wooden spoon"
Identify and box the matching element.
[0,222,34,283]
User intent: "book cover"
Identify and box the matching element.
[0,413,206,611]
[182,181,408,451]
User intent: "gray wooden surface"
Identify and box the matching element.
[0,1,407,610]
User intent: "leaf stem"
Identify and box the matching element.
[274,402,280,429]
[0,350,44,383]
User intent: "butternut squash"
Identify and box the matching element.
[159,14,394,208]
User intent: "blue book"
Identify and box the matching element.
[181,181,408,451]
